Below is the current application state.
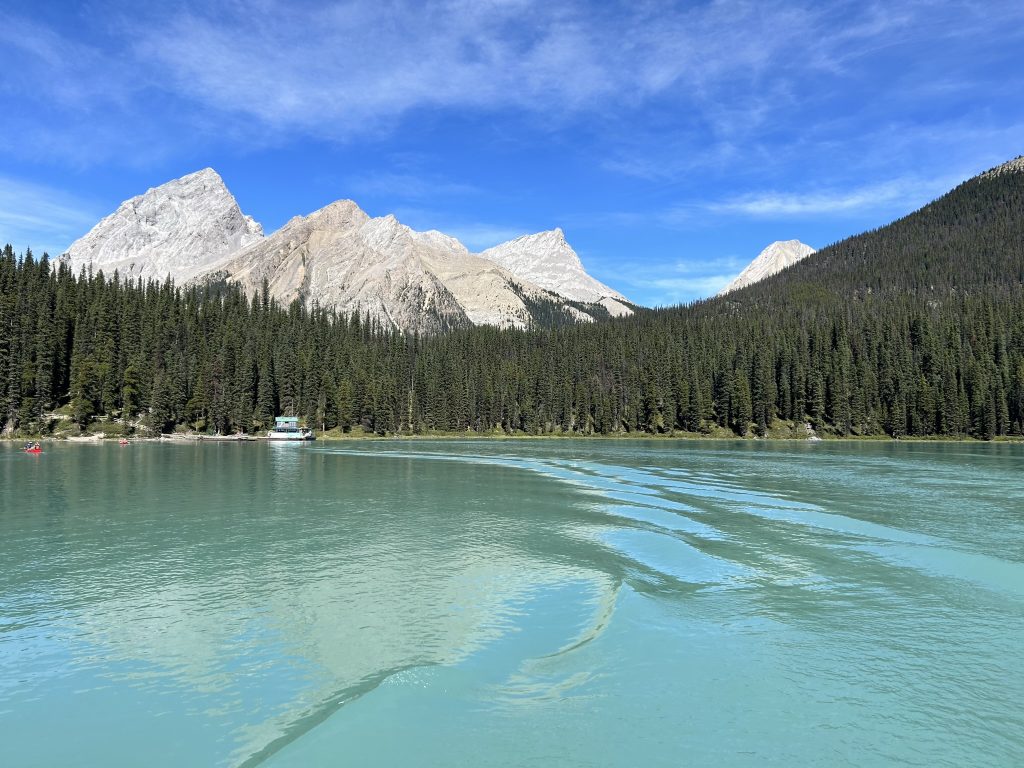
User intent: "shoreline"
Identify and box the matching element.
[3,431,1022,444]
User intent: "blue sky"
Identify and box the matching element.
[1,0,1022,306]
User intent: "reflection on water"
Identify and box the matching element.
[1,440,1023,767]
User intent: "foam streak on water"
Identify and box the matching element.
[1,440,1022,767]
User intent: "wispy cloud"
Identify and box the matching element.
[705,174,964,218]
[604,253,752,307]
[128,0,623,138]
[614,270,737,307]
[0,177,99,255]
[3,0,1023,172]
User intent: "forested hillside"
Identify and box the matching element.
[2,162,1023,439]
[722,159,1024,302]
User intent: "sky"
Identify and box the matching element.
[1,0,1023,306]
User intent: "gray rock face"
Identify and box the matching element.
[719,240,815,295]
[478,229,633,317]
[61,168,263,282]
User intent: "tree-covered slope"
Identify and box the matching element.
[718,158,1024,305]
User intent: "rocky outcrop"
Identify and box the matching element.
[978,156,1024,180]
[61,168,263,282]
[719,240,815,295]
[478,229,633,317]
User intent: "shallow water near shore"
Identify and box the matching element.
[1,440,1022,766]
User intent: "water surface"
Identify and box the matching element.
[1,440,1022,766]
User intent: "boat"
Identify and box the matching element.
[24,442,42,454]
[119,438,130,446]
[267,416,315,441]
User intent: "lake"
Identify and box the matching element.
[1,440,1022,766]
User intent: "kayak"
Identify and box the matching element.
[25,447,42,454]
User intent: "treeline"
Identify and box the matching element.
[2,246,1023,439]
[2,165,1023,439]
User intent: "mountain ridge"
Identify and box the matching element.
[61,170,633,332]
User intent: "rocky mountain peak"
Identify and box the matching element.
[189,167,223,182]
[295,199,369,230]
[496,229,575,262]
[61,168,263,282]
[719,240,815,295]
[477,228,630,315]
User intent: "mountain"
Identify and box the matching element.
[61,169,263,282]
[61,170,633,333]
[478,229,633,317]
[719,240,815,295]
[197,199,616,334]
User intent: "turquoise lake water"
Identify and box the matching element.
[1,440,1022,766]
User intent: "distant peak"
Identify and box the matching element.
[189,167,222,180]
[757,240,815,258]
[325,198,361,210]
[126,168,233,206]
[305,199,367,221]
[526,227,565,242]
[477,226,628,304]
[167,167,226,188]
[61,166,263,280]
[719,239,815,295]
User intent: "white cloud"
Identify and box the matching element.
[110,0,918,140]
[0,177,99,256]
[614,272,737,305]
[706,175,964,218]
[609,256,743,306]
[3,0,1023,171]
